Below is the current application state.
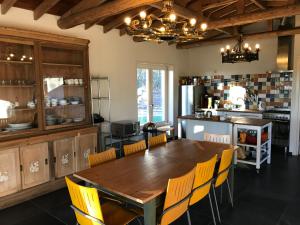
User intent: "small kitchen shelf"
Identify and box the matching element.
[237,139,269,148]
[233,122,272,173]
[8,108,36,112]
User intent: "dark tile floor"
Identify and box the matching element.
[1,149,299,225]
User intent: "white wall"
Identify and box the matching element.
[186,38,278,75]
[0,6,188,122]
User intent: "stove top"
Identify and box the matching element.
[263,108,291,121]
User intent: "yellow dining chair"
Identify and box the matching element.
[212,148,234,223]
[159,168,195,225]
[65,176,142,225]
[148,133,167,148]
[123,140,146,156]
[189,155,218,225]
[88,148,116,168]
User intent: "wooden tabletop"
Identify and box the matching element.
[74,139,232,204]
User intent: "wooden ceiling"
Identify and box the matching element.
[1,0,300,48]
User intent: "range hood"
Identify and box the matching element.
[276,36,294,71]
[276,17,294,72]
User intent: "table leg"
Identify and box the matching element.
[144,199,157,225]
[229,162,235,200]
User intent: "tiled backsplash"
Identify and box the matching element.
[201,72,293,109]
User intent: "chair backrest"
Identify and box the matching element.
[65,177,104,225]
[148,133,167,148]
[123,140,146,156]
[88,148,116,168]
[189,155,217,206]
[215,149,234,188]
[204,132,231,144]
[160,168,195,225]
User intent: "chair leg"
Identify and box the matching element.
[136,217,143,225]
[187,210,192,225]
[226,179,234,208]
[212,185,221,223]
[220,185,223,204]
[208,193,217,225]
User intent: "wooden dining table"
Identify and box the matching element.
[74,139,234,225]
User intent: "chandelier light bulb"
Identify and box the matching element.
[183,27,188,32]
[9,53,14,57]
[139,11,147,20]
[124,17,131,25]
[200,23,207,31]
[143,23,148,29]
[244,43,249,49]
[190,18,197,26]
[160,27,166,32]
[6,57,10,61]
[226,45,230,50]
[249,46,252,51]
[220,48,225,53]
[169,13,176,22]
[255,43,260,49]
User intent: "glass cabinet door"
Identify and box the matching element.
[41,45,88,129]
[0,41,38,133]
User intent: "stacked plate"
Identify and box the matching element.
[46,115,57,126]
[7,123,32,131]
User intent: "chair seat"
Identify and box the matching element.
[102,201,142,225]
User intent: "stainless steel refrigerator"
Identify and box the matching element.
[179,85,205,116]
[178,85,205,138]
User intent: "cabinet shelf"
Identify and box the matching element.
[237,139,269,148]
[8,107,36,112]
[45,104,85,110]
[45,121,87,130]
[0,84,35,88]
[42,62,83,67]
[0,59,33,65]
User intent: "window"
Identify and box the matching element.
[137,64,173,125]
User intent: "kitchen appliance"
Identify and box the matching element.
[111,120,140,138]
[263,108,290,152]
[179,85,205,116]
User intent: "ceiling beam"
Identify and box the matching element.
[85,17,106,30]
[58,0,161,29]
[103,7,150,33]
[151,2,198,19]
[206,4,300,30]
[177,27,300,49]
[62,0,107,18]
[1,0,18,14]
[236,0,245,14]
[249,0,265,10]
[34,0,60,20]
[202,0,238,12]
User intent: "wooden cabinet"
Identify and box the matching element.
[53,137,75,178]
[20,143,49,189]
[76,133,97,171]
[0,148,21,197]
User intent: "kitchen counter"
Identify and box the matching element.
[178,114,272,172]
[216,108,264,114]
[178,115,271,127]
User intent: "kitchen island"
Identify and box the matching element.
[178,115,272,172]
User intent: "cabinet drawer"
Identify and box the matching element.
[53,137,75,178]
[0,148,21,197]
[20,143,49,189]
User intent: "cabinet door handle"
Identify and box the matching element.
[45,158,48,165]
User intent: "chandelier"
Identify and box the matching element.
[220,35,260,63]
[124,0,208,43]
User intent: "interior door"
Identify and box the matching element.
[53,137,75,178]
[20,143,49,189]
[0,147,21,197]
[76,133,97,171]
